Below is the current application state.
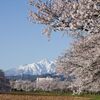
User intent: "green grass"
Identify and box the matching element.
[76,93,100,100]
[87,95,100,100]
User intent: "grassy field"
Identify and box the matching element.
[0,94,90,100]
[0,92,100,100]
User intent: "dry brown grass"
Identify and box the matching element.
[0,94,91,100]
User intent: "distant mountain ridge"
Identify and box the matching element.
[5,59,56,76]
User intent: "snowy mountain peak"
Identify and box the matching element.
[38,58,50,64]
[5,59,56,76]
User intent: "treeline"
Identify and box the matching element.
[0,69,11,92]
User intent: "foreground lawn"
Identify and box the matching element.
[0,94,90,100]
[0,92,100,100]
[0,92,92,100]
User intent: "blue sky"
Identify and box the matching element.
[0,0,72,70]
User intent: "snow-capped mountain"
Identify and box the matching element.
[5,59,56,76]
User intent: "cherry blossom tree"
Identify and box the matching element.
[29,0,99,38]
[29,0,100,94]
